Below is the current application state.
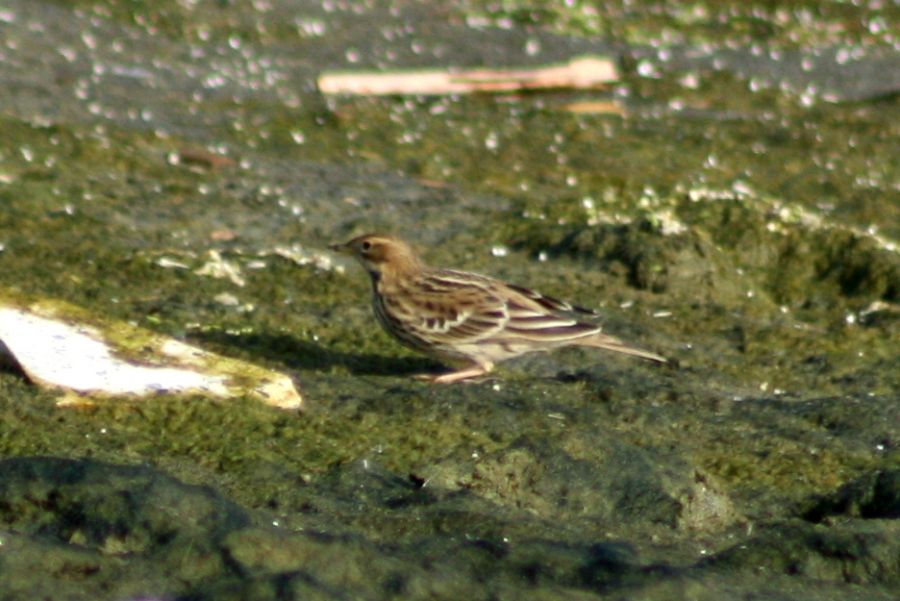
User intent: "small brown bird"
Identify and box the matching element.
[331,233,666,383]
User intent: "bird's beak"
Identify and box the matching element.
[329,241,348,253]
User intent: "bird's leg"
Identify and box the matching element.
[416,361,494,384]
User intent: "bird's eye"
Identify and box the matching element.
[361,241,372,251]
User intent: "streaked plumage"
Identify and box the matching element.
[331,233,666,383]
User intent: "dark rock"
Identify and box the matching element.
[703,520,900,587]
[804,469,900,521]
[419,432,739,533]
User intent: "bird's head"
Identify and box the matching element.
[330,233,423,279]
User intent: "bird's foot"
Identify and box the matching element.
[414,364,493,384]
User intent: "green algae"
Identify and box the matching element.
[460,0,900,48]
[51,0,306,45]
[0,89,894,513]
[52,0,900,50]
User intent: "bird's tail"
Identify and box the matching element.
[577,333,667,363]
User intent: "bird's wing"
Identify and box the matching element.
[504,283,601,317]
[416,271,602,345]
[501,282,666,360]
[498,283,602,343]
[385,270,510,346]
[382,269,604,348]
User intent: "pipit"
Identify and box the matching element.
[331,233,666,383]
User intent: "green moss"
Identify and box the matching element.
[0,68,896,508]
[47,0,304,45]
[460,0,899,48]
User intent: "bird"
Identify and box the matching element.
[330,233,666,383]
